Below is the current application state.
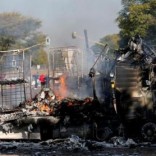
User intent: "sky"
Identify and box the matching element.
[0,0,122,48]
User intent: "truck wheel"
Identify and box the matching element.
[141,122,156,142]
[96,127,113,141]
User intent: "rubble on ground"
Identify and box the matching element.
[0,135,155,155]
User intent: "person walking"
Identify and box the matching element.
[39,74,46,89]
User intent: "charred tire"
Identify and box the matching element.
[95,127,113,141]
[141,122,156,142]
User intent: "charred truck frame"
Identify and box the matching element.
[111,35,156,142]
[0,36,156,142]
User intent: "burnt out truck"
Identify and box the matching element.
[1,36,156,142]
[111,35,156,142]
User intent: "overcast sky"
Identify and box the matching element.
[0,0,122,48]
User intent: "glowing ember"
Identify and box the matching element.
[31,102,53,115]
[40,103,50,112]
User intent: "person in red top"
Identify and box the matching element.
[39,74,46,88]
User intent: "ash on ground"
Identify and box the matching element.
[0,135,156,155]
[0,88,156,155]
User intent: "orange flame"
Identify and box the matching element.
[54,74,67,100]
[40,103,50,112]
[60,75,67,96]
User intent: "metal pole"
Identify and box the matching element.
[29,53,32,99]
[84,29,89,50]
[84,29,89,72]
[91,44,108,69]
[1,85,3,109]
[23,51,26,101]
[47,49,50,88]
[52,49,55,89]
[49,48,52,88]
[81,49,84,78]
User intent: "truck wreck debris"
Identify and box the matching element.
[0,86,115,141]
[112,35,156,142]
[1,36,156,145]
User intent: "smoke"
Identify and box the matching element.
[0,0,121,48]
[0,0,122,101]
[59,46,113,101]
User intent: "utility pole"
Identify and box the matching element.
[84,29,90,72]
[84,29,89,50]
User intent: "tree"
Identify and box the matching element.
[117,1,152,36]
[32,49,48,65]
[92,34,120,58]
[117,0,156,44]
[0,12,47,64]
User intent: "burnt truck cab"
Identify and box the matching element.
[111,36,156,141]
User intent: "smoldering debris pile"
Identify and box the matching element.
[19,87,104,121]
[0,88,105,134]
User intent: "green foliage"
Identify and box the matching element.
[117,2,153,37]
[0,12,41,38]
[92,34,120,59]
[32,49,48,65]
[93,0,156,55]
[117,0,156,44]
[99,34,120,50]
[0,12,47,64]
[0,36,15,51]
